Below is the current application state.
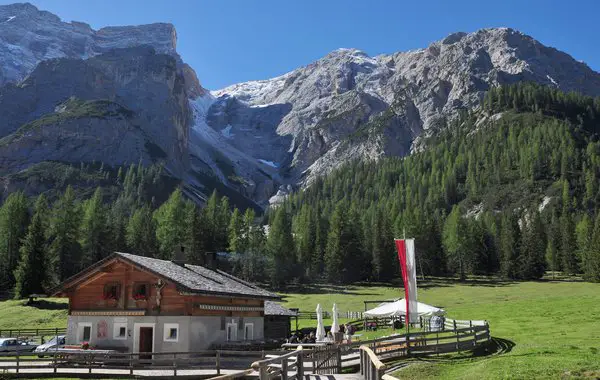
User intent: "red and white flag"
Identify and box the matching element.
[395,238,418,324]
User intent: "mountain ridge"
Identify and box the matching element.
[1,3,600,208]
[199,27,600,204]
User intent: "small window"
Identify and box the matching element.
[132,283,149,300]
[244,323,254,341]
[226,323,238,341]
[103,282,120,300]
[113,322,128,340]
[82,326,91,341]
[77,323,93,343]
[163,323,179,342]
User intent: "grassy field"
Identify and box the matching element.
[279,278,600,380]
[0,298,67,330]
[1,278,599,379]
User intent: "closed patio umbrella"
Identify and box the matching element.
[316,304,326,342]
[331,303,340,333]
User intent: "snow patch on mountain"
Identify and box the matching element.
[258,159,279,168]
[211,72,292,105]
[221,125,234,139]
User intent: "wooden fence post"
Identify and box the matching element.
[129,353,133,376]
[173,352,177,376]
[336,346,342,374]
[297,350,304,380]
[216,350,221,375]
[259,365,268,380]
[454,320,460,353]
[281,357,288,380]
[53,352,57,373]
[15,349,19,374]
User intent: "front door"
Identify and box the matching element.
[138,327,153,360]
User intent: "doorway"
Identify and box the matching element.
[139,327,153,359]
[134,323,155,360]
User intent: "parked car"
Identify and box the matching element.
[0,338,38,353]
[33,335,65,357]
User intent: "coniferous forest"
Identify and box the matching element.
[2,83,600,296]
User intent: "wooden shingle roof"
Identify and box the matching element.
[53,252,280,300]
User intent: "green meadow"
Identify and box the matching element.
[1,277,599,379]
[280,278,600,379]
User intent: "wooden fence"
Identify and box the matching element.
[251,347,304,380]
[296,311,364,320]
[357,321,491,380]
[0,327,66,339]
[0,349,286,378]
[0,320,490,379]
[360,346,386,380]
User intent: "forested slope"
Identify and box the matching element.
[272,83,600,284]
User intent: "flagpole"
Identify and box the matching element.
[403,229,410,340]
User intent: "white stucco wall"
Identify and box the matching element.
[67,315,264,352]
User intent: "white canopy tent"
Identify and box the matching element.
[364,299,445,318]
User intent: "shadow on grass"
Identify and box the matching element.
[24,299,67,310]
[415,336,516,363]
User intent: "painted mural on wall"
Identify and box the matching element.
[97,320,108,339]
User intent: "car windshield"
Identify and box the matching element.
[46,336,64,345]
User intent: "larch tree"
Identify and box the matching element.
[266,207,294,288]
[154,188,187,260]
[13,195,48,298]
[80,187,109,268]
[0,191,29,290]
[126,205,158,257]
[47,186,82,285]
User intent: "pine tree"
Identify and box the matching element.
[545,239,558,279]
[184,202,203,263]
[228,208,246,275]
[575,214,592,269]
[324,203,347,283]
[47,186,82,284]
[561,181,579,274]
[293,205,315,279]
[243,209,264,281]
[519,209,546,279]
[582,213,600,282]
[153,189,187,259]
[13,195,48,298]
[266,207,294,288]
[0,191,29,290]
[228,208,245,253]
[499,213,520,279]
[442,206,470,280]
[80,188,109,268]
[126,205,158,257]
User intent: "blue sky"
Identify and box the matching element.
[3,0,599,89]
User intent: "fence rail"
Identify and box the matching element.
[357,321,491,380]
[0,349,287,377]
[296,311,364,320]
[0,327,66,339]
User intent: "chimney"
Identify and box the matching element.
[172,245,186,266]
[205,252,217,270]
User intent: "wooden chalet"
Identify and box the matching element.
[52,250,280,354]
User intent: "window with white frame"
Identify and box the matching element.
[244,323,254,341]
[163,323,179,342]
[77,322,93,343]
[113,322,128,340]
[226,323,238,341]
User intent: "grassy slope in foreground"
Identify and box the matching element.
[279,279,600,379]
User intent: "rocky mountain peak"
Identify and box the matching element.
[0,2,204,95]
[205,27,600,201]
